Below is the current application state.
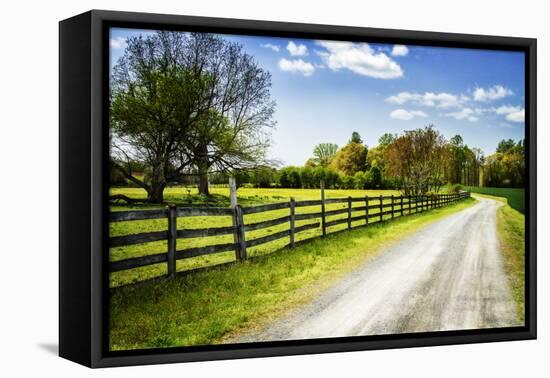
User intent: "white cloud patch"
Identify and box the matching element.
[390,109,428,120]
[261,43,281,52]
[316,40,403,79]
[445,107,478,122]
[391,45,409,57]
[494,105,522,115]
[110,36,127,49]
[286,41,308,56]
[278,58,315,76]
[472,85,513,102]
[506,109,525,123]
[385,92,464,109]
[490,105,525,123]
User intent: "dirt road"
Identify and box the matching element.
[235,196,521,343]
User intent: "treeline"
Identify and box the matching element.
[483,139,525,188]
[229,127,524,194]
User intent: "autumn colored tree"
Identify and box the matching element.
[384,125,447,195]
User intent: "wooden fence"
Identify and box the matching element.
[109,191,470,278]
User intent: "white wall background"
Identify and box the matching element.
[0,0,546,376]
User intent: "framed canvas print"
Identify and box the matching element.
[59,10,536,368]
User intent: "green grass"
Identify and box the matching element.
[474,193,525,322]
[464,186,524,213]
[109,197,475,351]
[109,187,402,287]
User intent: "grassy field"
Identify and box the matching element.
[109,187,404,287]
[464,186,524,213]
[109,197,476,351]
[473,193,525,322]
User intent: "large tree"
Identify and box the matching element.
[110,33,205,203]
[110,32,276,200]
[180,33,276,195]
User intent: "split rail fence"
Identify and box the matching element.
[109,190,470,279]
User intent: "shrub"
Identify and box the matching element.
[451,183,463,193]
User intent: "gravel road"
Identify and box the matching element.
[235,196,521,343]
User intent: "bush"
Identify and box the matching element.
[451,183,463,193]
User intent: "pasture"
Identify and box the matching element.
[110,198,476,350]
[109,186,402,287]
[463,186,524,213]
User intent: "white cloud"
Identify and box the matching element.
[286,41,308,56]
[385,92,463,109]
[110,37,126,49]
[445,107,478,122]
[391,45,409,57]
[494,105,522,115]
[489,105,524,123]
[261,43,280,52]
[316,40,403,79]
[472,85,513,102]
[506,109,525,122]
[390,109,428,120]
[278,58,315,76]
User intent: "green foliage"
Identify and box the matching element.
[311,143,339,167]
[378,133,396,147]
[350,131,363,144]
[450,183,463,193]
[496,138,518,153]
[483,140,524,188]
[330,142,368,176]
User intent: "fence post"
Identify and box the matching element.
[391,195,395,219]
[400,196,404,216]
[289,198,296,248]
[408,195,412,214]
[320,180,326,238]
[167,204,177,278]
[379,194,383,222]
[365,195,369,225]
[234,205,247,260]
[229,176,238,207]
[347,196,352,230]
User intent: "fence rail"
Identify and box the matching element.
[109,191,470,278]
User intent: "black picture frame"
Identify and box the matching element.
[59,9,537,368]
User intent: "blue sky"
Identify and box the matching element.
[110,28,525,166]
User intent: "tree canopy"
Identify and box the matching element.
[110,31,275,201]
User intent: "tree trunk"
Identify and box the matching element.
[197,143,210,196]
[147,164,167,203]
[147,183,165,203]
[198,165,209,196]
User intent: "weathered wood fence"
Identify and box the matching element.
[109,191,470,279]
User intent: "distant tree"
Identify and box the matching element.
[366,166,383,188]
[312,143,339,167]
[378,133,397,147]
[496,139,517,154]
[350,131,363,144]
[331,134,368,176]
[384,125,447,195]
[353,171,368,189]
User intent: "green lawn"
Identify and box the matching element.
[464,186,524,213]
[109,197,476,351]
[473,193,525,322]
[109,187,404,287]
